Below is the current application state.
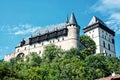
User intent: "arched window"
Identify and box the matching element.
[17,53,24,58]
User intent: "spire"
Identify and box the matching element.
[69,12,78,25]
[88,16,106,26]
[66,15,69,23]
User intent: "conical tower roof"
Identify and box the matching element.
[69,12,78,25]
[66,15,69,23]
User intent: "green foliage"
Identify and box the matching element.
[1,44,120,80]
[105,56,120,74]
[26,52,42,67]
[80,35,96,53]
[84,54,109,79]
[43,44,63,61]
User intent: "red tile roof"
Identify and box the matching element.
[96,74,120,80]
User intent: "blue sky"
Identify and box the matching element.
[0,0,120,59]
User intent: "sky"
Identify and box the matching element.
[0,0,120,59]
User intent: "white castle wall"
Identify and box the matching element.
[4,24,80,61]
[85,27,115,56]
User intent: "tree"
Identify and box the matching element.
[105,56,120,74]
[64,48,80,59]
[84,54,109,79]
[0,62,18,79]
[43,44,63,61]
[26,52,42,67]
[80,35,96,54]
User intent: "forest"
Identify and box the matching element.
[0,35,120,80]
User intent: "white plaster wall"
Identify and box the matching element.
[84,27,115,56]
[4,25,80,61]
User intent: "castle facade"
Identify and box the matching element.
[4,13,116,61]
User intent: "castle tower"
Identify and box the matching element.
[83,16,116,56]
[66,12,80,49]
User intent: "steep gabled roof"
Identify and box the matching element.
[88,16,106,26]
[83,16,115,36]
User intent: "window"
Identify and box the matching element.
[39,51,41,54]
[105,36,106,39]
[112,39,114,44]
[109,35,111,37]
[108,38,110,42]
[42,43,44,46]
[106,32,107,35]
[34,44,36,48]
[103,50,107,56]
[53,40,54,43]
[62,37,64,40]
[17,49,19,52]
[108,44,110,50]
[24,47,26,50]
[102,34,104,38]
[109,54,111,56]
[103,41,105,48]
[58,39,60,42]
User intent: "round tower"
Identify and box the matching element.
[66,12,80,48]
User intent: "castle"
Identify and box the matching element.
[4,12,116,61]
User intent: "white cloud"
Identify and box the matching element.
[110,13,120,21]
[0,24,41,35]
[92,0,120,13]
[14,26,41,35]
[0,23,66,36]
[91,0,120,34]
[14,24,41,35]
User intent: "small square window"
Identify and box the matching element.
[53,40,54,43]
[58,39,59,42]
[109,54,111,56]
[62,37,64,40]
[17,49,19,52]
[109,35,111,37]
[24,47,26,50]
[34,45,36,48]
[106,32,107,35]
[39,51,41,54]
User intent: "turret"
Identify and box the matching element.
[66,12,80,48]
